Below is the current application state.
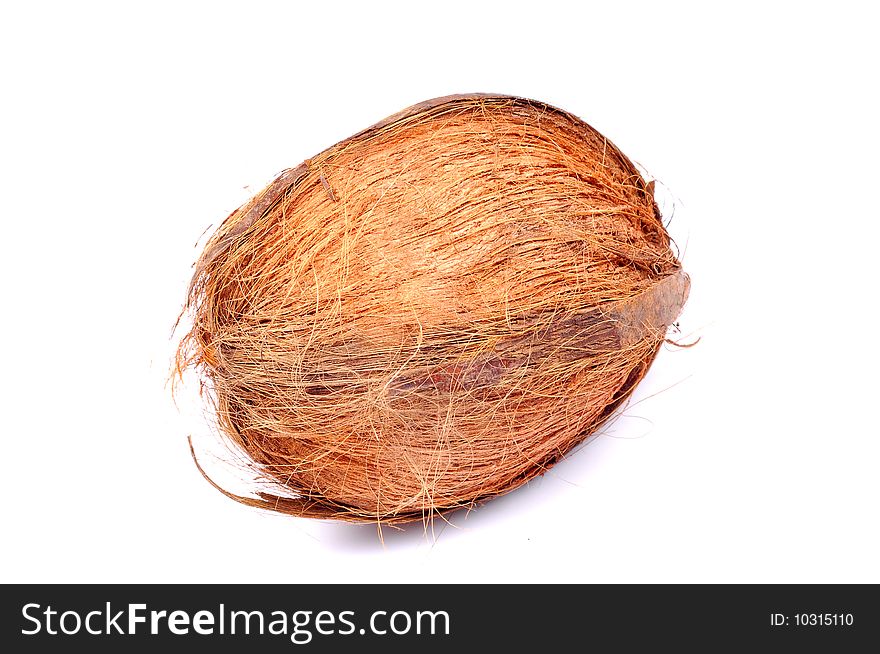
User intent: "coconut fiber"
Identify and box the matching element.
[175,94,689,525]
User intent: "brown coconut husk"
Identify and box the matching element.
[175,94,689,525]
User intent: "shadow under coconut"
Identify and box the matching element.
[311,502,509,552]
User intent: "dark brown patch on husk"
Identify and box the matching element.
[176,94,689,524]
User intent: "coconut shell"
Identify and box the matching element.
[177,94,689,524]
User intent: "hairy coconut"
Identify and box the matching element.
[176,94,689,524]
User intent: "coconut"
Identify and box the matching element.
[176,94,689,524]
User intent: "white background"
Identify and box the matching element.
[1,1,877,583]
